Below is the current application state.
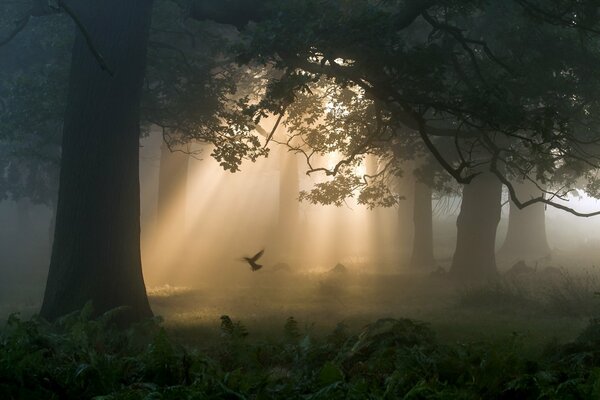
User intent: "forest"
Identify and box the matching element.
[2,0,600,398]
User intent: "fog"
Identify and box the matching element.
[2,126,600,338]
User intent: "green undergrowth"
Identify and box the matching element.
[2,305,600,399]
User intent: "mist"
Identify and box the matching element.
[4,1,600,397]
[2,124,600,337]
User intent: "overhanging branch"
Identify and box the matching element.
[490,151,600,217]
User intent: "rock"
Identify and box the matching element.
[505,260,536,276]
[330,263,347,274]
[271,262,292,273]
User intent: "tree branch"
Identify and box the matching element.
[490,149,600,217]
[514,0,600,34]
[58,0,114,76]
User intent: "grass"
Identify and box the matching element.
[147,269,595,349]
[2,267,600,398]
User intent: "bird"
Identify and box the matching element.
[242,249,265,271]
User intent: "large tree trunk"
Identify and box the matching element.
[498,180,550,262]
[41,0,154,323]
[450,172,502,280]
[409,181,435,269]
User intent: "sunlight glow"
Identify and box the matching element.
[139,129,404,290]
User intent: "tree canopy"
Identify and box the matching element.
[3,0,600,213]
[191,0,600,215]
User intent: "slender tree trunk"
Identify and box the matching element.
[409,181,435,269]
[16,198,32,239]
[450,172,502,280]
[275,149,300,262]
[498,180,550,262]
[157,140,189,231]
[365,154,386,270]
[41,0,154,323]
[396,162,415,267]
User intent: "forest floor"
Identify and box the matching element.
[149,264,599,353]
[1,259,597,349]
[2,261,600,398]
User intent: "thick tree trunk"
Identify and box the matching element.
[450,172,502,280]
[409,182,435,269]
[498,180,550,262]
[41,0,154,323]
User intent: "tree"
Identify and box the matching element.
[199,0,600,205]
[498,179,551,262]
[450,172,503,279]
[5,0,600,316]
[410,181,435,269]
[40,0,155,322]
[275,147,301,262]
[1,0,270,320]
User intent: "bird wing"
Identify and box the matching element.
[251,263,263,271]
[250,249,264,262]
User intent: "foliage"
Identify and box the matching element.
[5,1,600,211]
[0,0,270,206]
[144,0,269,173]
[3,309,600,399]
[198,0,600,213]
[0,14,71,205]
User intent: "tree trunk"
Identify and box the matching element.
[365,154,386,270]
[275,149,300,262]
[157,140,189,231]
[41,0,154,323]
[409,182,435,269]
[395,161,415,267]
[498,180,550,262]
[16,198,32,240]
[450,172,502,280]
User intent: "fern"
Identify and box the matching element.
[220,315,248,339]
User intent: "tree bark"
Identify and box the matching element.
[498,180,550,262]
[450,172,502,280]
[41,0,154,323]
[409,181,435,269]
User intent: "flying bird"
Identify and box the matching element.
[242,249,264,271]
